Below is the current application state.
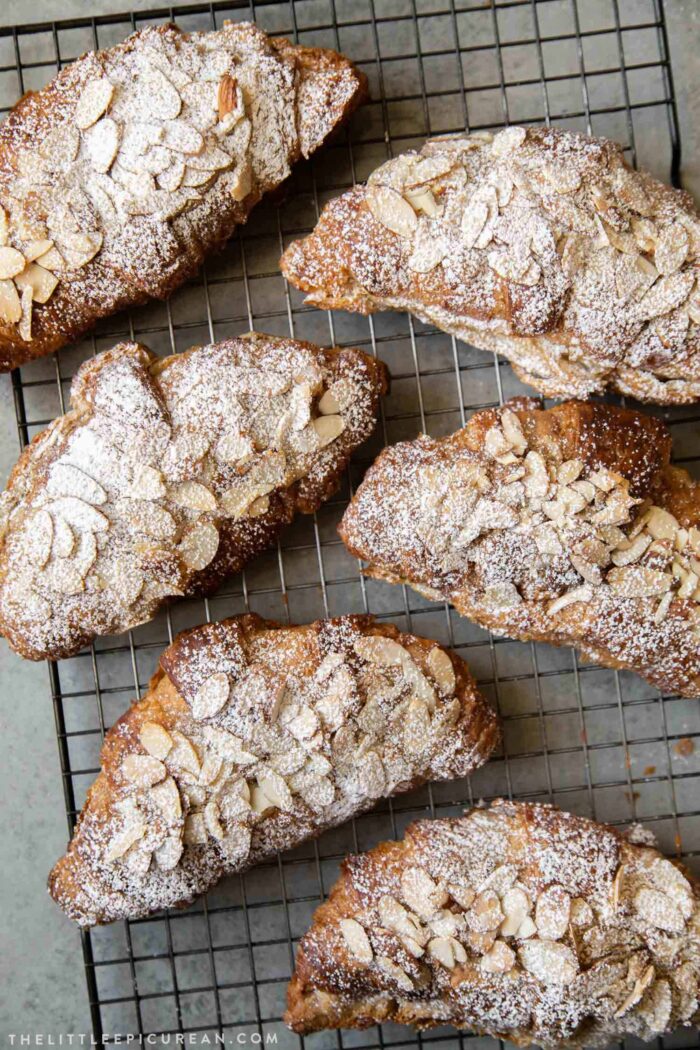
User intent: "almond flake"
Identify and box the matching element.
[84,116,120,173]
[535,885,570,940]
[427,936,457,969]
[547,585,593,615]
[480,940,515,973]
[191,671,230,721]
[637,270,695,320]
[491,126,527,155]
[183,812,208,845]
[48,463,106,505]
[312,414,345,447]
[645,506,679,542]
[105,822,146,862]
[499,886,530,937]
[366,183,418,238]
[23,239,54,263]
[154,835,183,871]
[654,222,688,275]
[403,698,431,755]
[0,279,22,324]
[204,799,225,839]
[168,730,200,777]
[376,955,413,991]
[0,247,25,280]
[633,887,685,933]
[150,776,182,822]
[139,722,173,760]
[606,566,672,597]
[340,918,373,962]
[402,866,448,919]
[130,465,166,500]
[426,646,456,695]
[468,890,504,933]
[163,120,204,154]
[75,78,114,129]
[121,753,166,787]
[178,522,220,571]
[170,480,217,512]
[256,769,293,812]
[18,264,57,307]
[519,938,578,985]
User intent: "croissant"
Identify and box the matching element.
[285,800,700,1048]
[48,613,499,926]
[0,21,366,370]
[340,399,700,697]
[0,333,387,660]
[281,126,700,404]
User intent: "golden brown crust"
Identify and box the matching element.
[285,800,700,1047]
[281,127,700,404]
[0,21,367,370]
[0,333,387,660]
[48,613,499,926]
[340,400,700,697]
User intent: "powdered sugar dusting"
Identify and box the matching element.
[281,126,700,404]
[287,800,700,1047]
[48,613,498,925]
[0,334,386,659]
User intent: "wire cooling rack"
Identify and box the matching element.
[2,0,700,1043]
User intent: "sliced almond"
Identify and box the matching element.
[340,918,373,963]
[606,566,672,597]
[535,886,570,941]
[163,120,204,154]
[154,834,184,871]
[150,776,182,822]
[0,278,22,324]
[633,887,685,933]
[0,246,26,280]
[130,465,166,500]
[105,821,146,862]
[183,812,208,845]
[519,938,578,985]
[547,585,593,616]
[48,463,106,505]
[312,414,345,447]
[191,671,230,721]
[178,522,220,571]
[461,198,489,248]
[75,77,114,129]
[481,940,515,973]
[256,769,293,812]
[376,955,413,991]
[23,239,54,263]
[84,116,120,173]
[426,646,456,695]
[645,506,679,542]
[204,799,225,840]
[168,730,200,777]
[318,389,341,415]
[654,222,688,275]
[139,721,173,760]
[366,183,418,238]
[401,866,448,920]
[60,231,103,270]
[218,73,238,120]
[169,480,217,512]
[121,753,166,787]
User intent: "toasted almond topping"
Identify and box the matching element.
[218,74,238,120]
[481,940,516,973]
[178,522,220,571]
[312,414,345,447]
[121,753,167,787]
[154,835,184,871]
[426,646,456,695]
[401,866,448,919]
[150,776,182,822]
[633,887,685,933]
[376,955,414,991]
[0,247,25,280]
[105,822,146,862]
[0,278,22,324]
[75,77,114,129]
[340,918,373,962]
[183,812,208,845]
[367,183,418,238]
[191,672,230,721]
[170,480,217,512]
[519,938,578,985]
[535,885,570,940]
[139,721,173,760]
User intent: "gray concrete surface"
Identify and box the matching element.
[0,0,698,1040]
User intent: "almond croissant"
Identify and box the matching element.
[340,399,700,697]
[281,126,700,404]
[0,333,386,660]
[48,613,499,925]
[286,800,700,1047]
[0,21,366,369]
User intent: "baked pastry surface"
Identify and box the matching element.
[0,334,387,660]
[340,399,700,697]
[48,613,499,926]
[281,126,700,404]
[0,21,366,370]
[285,800,700,1047]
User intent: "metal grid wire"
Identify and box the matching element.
[2,0,699,1043]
